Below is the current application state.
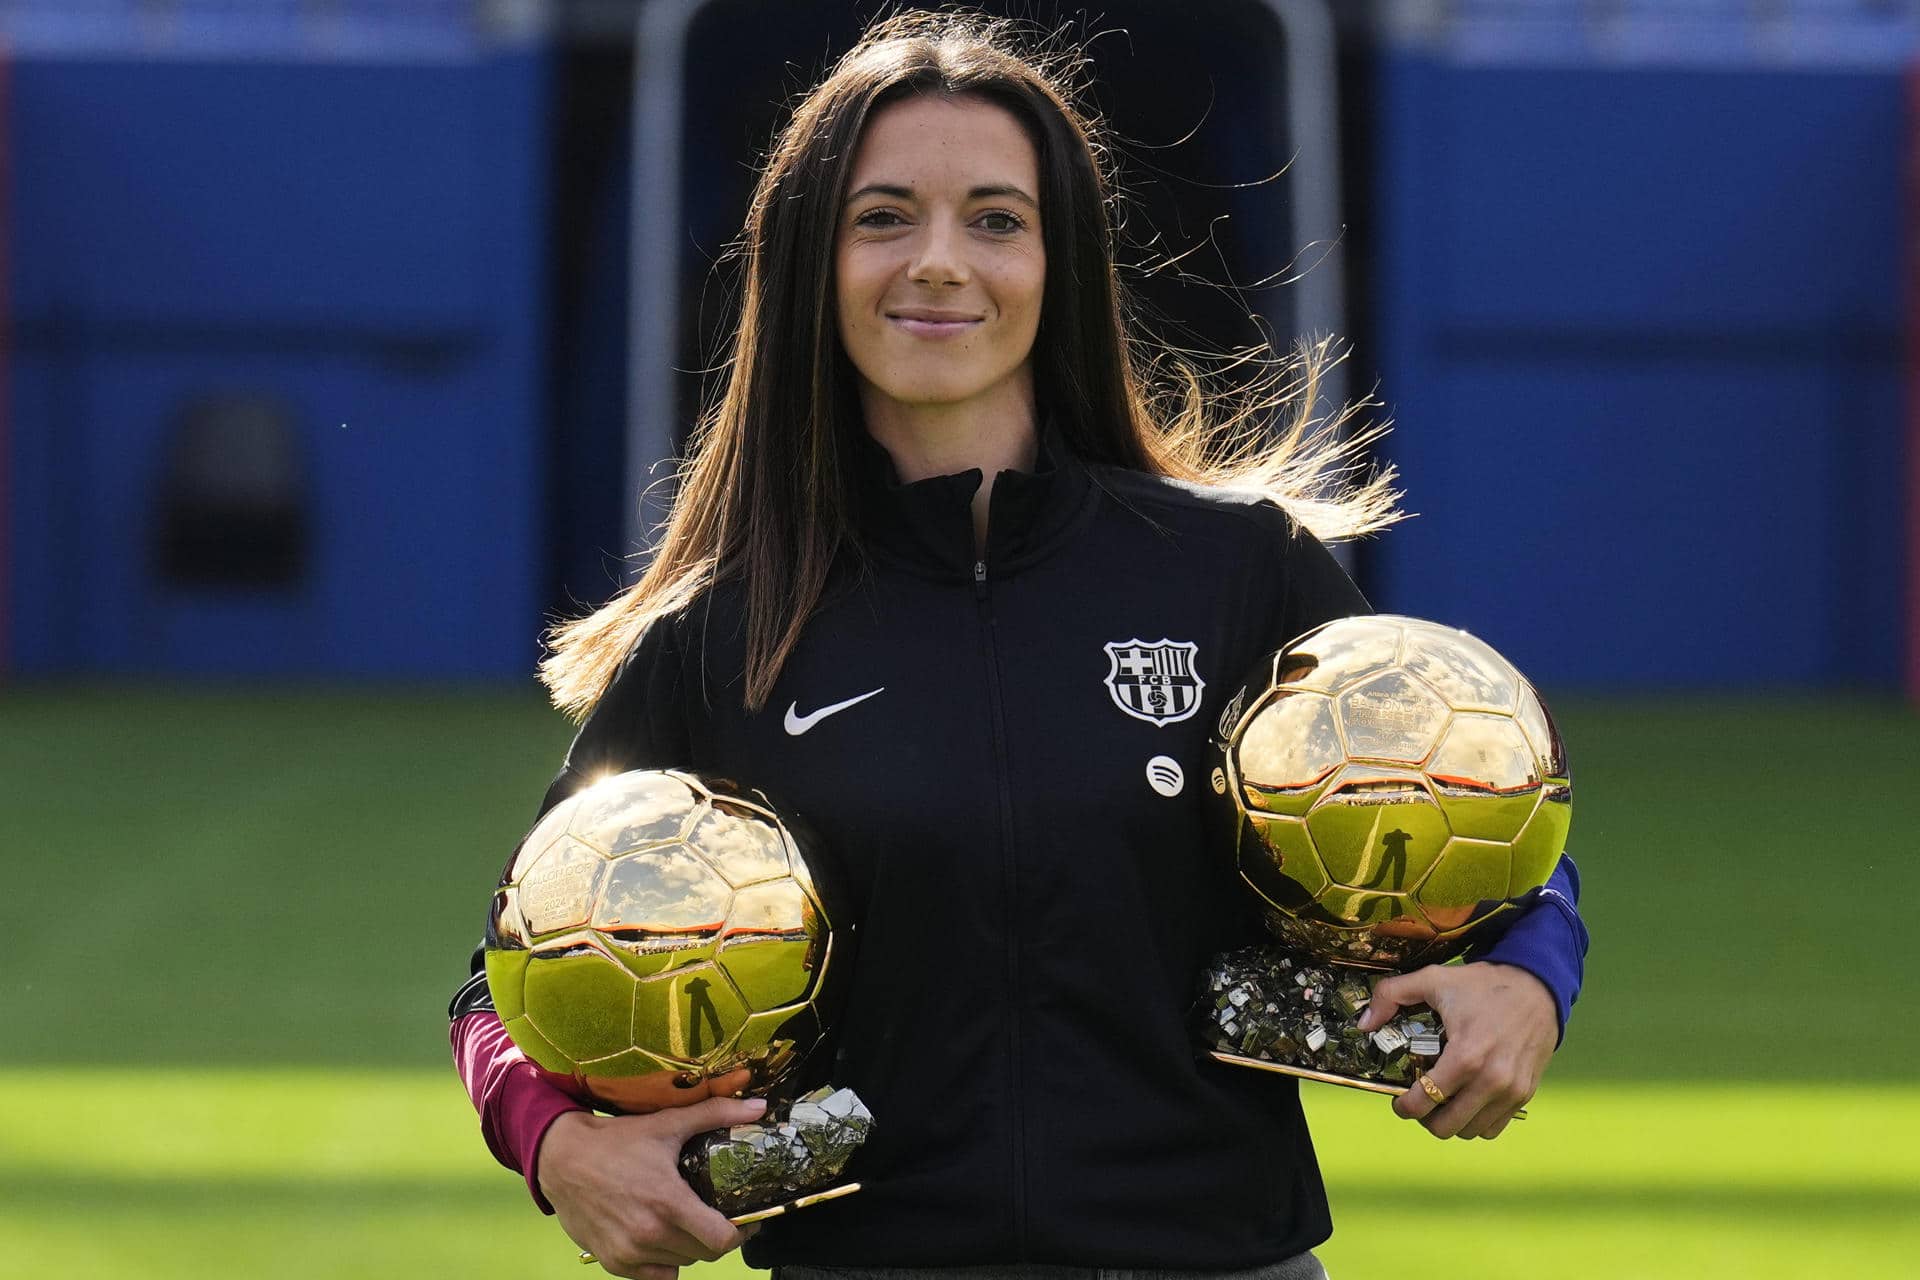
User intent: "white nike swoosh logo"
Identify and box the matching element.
[783,687,886,735]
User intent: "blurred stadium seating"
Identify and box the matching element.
[1,0,1913,690]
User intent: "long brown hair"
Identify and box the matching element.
[541,9,1402,721]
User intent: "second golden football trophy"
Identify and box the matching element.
[483,768,871,1230]
[1198,614,1572,1097]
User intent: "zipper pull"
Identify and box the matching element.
[973,559,987,584]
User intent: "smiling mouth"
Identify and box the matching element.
[888,316,982,338]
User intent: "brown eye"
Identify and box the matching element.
[854,209,902,227]
[981,211,1026,233]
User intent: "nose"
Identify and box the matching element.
[908,215,968,288]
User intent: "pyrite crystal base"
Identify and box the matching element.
[577,1086,872,1265]
[1197,946,1444,1094]
[679,1086,874,1223]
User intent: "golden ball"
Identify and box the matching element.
[1211,615,1572,970]
[484,770,847,1111]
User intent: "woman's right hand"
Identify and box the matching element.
[536,1093,767,1279]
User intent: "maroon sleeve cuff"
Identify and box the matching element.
[497,1061,589,1213]
[450,1011,588,1215]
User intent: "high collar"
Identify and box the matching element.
[847,414,1097,580]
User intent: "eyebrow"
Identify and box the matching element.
[845,182,1039,210]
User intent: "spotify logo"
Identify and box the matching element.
[1146,755,1185,797]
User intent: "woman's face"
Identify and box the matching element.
[835,93,1046,417]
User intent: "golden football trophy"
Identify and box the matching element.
[1199,614,1572,1096]
[484,768,869,1226]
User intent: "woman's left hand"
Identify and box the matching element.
[1355,961,1557,1140]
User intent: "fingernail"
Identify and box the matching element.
[745,1097,768,1113]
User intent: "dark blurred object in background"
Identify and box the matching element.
[155,394,308,591]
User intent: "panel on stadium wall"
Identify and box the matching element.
[1377,358,1901,688]
[4,39,551,677]
[1372,50,1907,689]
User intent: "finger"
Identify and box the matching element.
[598,1202,724,1269]
[668,1187,749,1260]
[1420,1072,1502,1140]
[1356,981,1404,1032]
[594,1255,678,1280]
[1419,1094,1477,1139]
[706,1067,756,1099]
[1393,1043,1475,1124]
[1453,1092,1512,1140]
[1359,965,1444,1032]
[1392,1069,1446,1121]
[1478,1107,1520,1141]
[1460,1076,1534,1140]
[662,1093,768,1139]
[591,1234,703,1273]
[647,1219,729,1266]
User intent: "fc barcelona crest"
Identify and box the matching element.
[1103,639,1205,726]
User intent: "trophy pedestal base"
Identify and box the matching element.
[1196,946,1445,1091]
[579,1086,874,1264]
[580,1184,864,1262]
[1210,1049,1529,1118]
[682,1085,873,1219]
[1207,1049,1412,1097]
[730,1179,861,1225]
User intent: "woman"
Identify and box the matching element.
[448,12,1587,1279]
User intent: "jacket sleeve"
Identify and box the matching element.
[1261,507,1590,1044]
[446,611,694,1212]
[1471,853,1587,1045]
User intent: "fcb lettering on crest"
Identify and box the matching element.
[1103,639,1205,726]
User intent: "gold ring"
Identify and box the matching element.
[1416,1073,1448,1105]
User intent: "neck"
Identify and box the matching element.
[859,378,1040,555]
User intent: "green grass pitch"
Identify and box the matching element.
[2,687,1915,1277]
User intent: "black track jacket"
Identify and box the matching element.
[451,423,1587,1268]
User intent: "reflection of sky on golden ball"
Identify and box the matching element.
[1404,629,1519,713]
[726,880,808,935]
[1290,619,1401,692]
[1241,691,1343,791]
[511,801,580,881]
[689,808,790,888]
[597,845,732,930]
[1430,714,1541,794]
[571,773,701,853]
[1514,690,1566,774]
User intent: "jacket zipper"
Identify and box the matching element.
[973,555,1027,1248]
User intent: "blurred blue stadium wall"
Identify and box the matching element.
[1370,7,1911,691]
[3,3,549,678]
[1,2,1913,690]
